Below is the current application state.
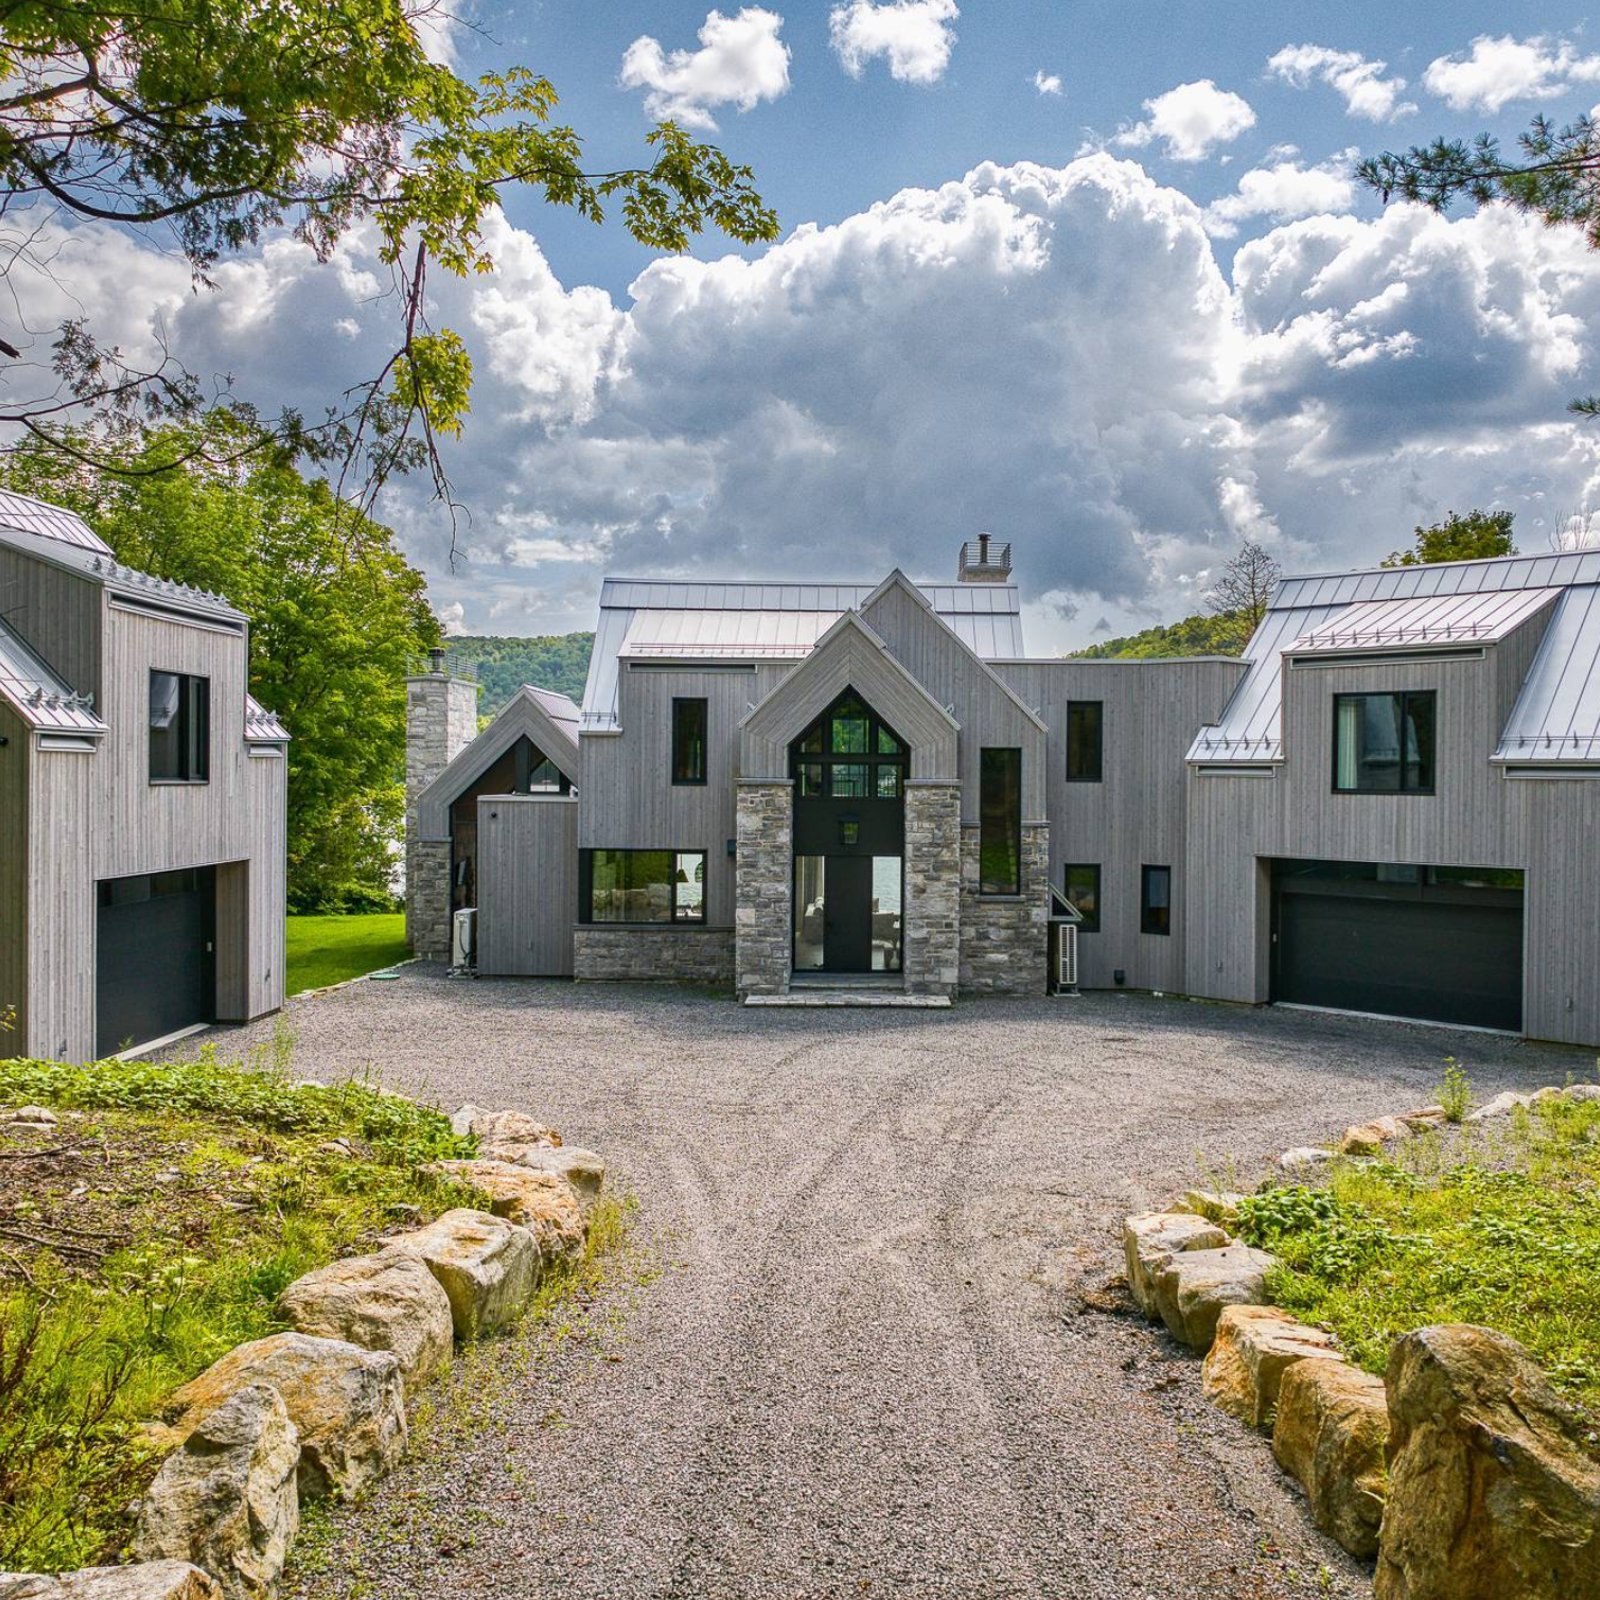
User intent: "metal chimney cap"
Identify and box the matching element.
[428,646,447,673]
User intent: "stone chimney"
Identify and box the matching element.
[405,649,478,961]
[956,533,1012,583]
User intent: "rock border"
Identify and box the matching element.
[6,1104,608,1600]
[1121,1078,1600,1593]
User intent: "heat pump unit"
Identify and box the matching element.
[1056,923,1078,991]
[451,907,476,969]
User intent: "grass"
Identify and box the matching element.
[0,1044,483,1573]
[1233,1091,1600,1416]
[286,912,410,995]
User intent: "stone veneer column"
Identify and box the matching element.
[405,667,479,961]
[735,780,793,996]
[958,822,1050,994]
[902,782,962,997]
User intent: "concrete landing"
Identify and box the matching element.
[743,991,953,1009]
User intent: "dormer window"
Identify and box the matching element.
[149,670,209,783]
[1333,692,1435,794]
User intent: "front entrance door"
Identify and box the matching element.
[822,856,872,972]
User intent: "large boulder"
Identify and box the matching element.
[1376,1324,1600,1600]
[1273,1358,1388,1559]
[1121,1213,1229,1318]
[425,1162,585,1264]
[1277,1147,1333,1176]
[1466,1090,1533,1123]
[450,1106,561,1159]
[504,1146,606,1212]
[59,1567,221,1599]
[1151,1244,1277,1352]
[1341,1115,1412,1157]
[278,1253,453,1392]
[1202,1305,1346,1428]
[132,1385,298,1600]
[160,1333,405,1500]
[383,1208,539,1339]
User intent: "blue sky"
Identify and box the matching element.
[18,3,1600,647]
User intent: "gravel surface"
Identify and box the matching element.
[196,970,1579,1599]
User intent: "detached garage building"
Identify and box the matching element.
[0,490,288,1061]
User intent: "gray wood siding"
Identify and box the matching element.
[0,548,101,703]
[998,659,1244,993]
[477,795,578,976]
[1183,635,1600,1045]
[0,702,28,1047]
[27,743,95,1059]
[862,581,1047,821]
[580,666,772,927]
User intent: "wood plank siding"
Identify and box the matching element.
[996,659,1245,992]
[0,700,29,1044]
[477,795,578,975]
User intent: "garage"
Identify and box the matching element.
[96,867,216,1056]
[1270,859,1524,1032]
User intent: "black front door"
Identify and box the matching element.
[821,856,873,972]
[96,867,216,1055]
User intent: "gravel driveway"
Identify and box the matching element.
[196,970,1576,1600]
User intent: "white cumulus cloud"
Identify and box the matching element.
[1034,70,1062,97]
[829,0,959,86]
[1423,34,1600,114]
[620,7,791,131]
[1266,44,1416,122]
[1115,80,1256,161]
[1204,155,1358,237]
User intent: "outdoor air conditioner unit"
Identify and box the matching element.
[451,907,476,969]
[1056,923,1079,991]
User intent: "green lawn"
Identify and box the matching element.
[285,912,410,995]
[1234,1093,1600,1415]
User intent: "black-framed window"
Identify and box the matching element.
[1066,700,1103,782]
[149,670,209,783]
[582,849,706,924]
[1140,865,1171,935]
[979,747,1022,896]
[1064,863,1101,931]
[672,697,708,785]
[790,691,907,799]
[1333,692,1436,793]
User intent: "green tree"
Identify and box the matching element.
[1383,509,1516,567]
[0,0,778,513]
[448,633,595,712]
[1068,610,1256,660]
[1,418,439,910]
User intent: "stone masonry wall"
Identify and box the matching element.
[959,822,1050,994]
[735,781,793,996]
[405,672,479,962]
[903,782,961,997]
[573,927,735,983]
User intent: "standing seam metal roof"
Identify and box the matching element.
[0,616,108,734]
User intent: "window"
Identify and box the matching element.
[149,671,209,783]
[1333,692,1436,793]
[583,849,706,923]
[788,692,907,800]
[979,747,1022,896]
[1064,864,1101,932]
[672,697,708,785]
[1140,865,1171,935]
[1065,700,1103,783]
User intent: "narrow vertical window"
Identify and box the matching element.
[1064,864,1100,931]
[1140,865,1172,936]
[979,747,1022,896]
[1066,700,1103,782]
[672,696,708,785]
[149,670,210,783]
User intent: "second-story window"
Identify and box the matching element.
[1065,700,1103,782]
[1333,692,1436,793]
[149,670,209,783]
[672,697,708,785]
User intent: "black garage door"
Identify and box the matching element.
[96,867,215,1056]
[1271,860,1524,1032]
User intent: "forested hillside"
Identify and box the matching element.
[1068,610,1252,660]
[449,634,595,712]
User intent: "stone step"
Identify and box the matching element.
[743,991,953,1009]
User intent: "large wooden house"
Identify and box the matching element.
[0,491,288,1060]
